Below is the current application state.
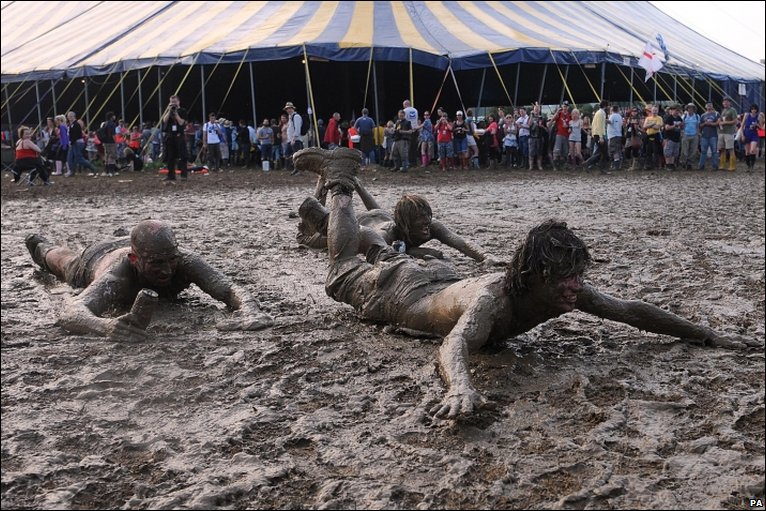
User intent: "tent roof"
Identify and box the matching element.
[1,1,763,82]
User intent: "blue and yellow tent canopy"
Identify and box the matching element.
[1,1,763,83]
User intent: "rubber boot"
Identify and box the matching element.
[728,153,736,171]
[718,153,726,171]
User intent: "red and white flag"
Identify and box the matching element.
[638,42,664,82]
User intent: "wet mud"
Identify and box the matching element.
[2,166,764,509]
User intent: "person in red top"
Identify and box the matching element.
[485,114,500,167]
[435,112,453,171]
[129,125,142,152]
[551,101,572,170]
[13,126,52,185]
[323,112,341,149]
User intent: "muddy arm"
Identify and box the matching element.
[429,220,487,262]
[182,253,273,331]
[431,293,496,419]
[354,177,381,211]
[60,273,147,342]
[576,284,758,349]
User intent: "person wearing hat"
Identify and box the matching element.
[718,96,738,171]
[283,101,303,173]
[698,102,720,170]
[680,103,700,170]
[662,104,683,170]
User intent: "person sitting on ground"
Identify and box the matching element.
[25,220,274,342]
[13,126,52,185]
[296,172,499,264]
[292,146,759,420]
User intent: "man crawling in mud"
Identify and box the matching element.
[25,220,274,342]
[297,176,500,264]
[293,146,759,420]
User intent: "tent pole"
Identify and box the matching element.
[477,67,486,112]
[120,72,125,119]
[691,76,695,105]
[35,81,42,129]
[514,63,520,106]
[138,69,144,127]
[158,68,163,122]
[653,77,657,103]
[372,59,380,124]
[559,65,570,105]
[599,62,605,100]
[51,80,57,117]
[84,78,90,127]
[249,62,256,125]
[629,66,634,106]
[201,65,206,117]
[409,47,414,107]
[708,80,712,103]
[4,85,12,130]
[673,75,677,102]
[538,64,548,105]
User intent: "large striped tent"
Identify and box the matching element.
[1,1,763,128]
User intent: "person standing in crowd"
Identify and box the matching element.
[403,99,419,167]
[383,120,395,168]
[642,105,662,170]
[354,108,376,168]
[680,103,700,170]
[276,114,288,170]
[184,119,196,162]
[452,111,469,170]
[65,111,96,176]
[623,107,643,171]
[502,114,518,168]
[392,109,413,172]
[99,112,118,177]
[698,102,720,170]
[568,108,583,167]
[256,118,273,170]
[718,96,738,172]
[742,104,761,172]
[527,104,546,171]
[551,101,571,171]
[323,112,341,149]
[663,104,683,170]
[161,95,188,183]
[435,111,453,171]
[284,101,303,174]
[54,114,70,176]
[236,120,251,168]
[418,110,434,168]
[465,109,480,169]
[202,113,223,173]
[585,100,608,172]
[606,105,624,171]
[516,107,530,169]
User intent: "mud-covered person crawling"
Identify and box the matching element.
[293,146,762,421]
[25,220,274,342]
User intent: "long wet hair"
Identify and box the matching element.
[505,220,591,297]
[394,194,432,244]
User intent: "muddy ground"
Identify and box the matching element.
[1,163,764,510]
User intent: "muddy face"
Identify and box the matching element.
[135,251,180,287]
[407,215,432,245]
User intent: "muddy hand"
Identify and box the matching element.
[706,333,763,350]
[217,312,274,332]
[429,388,494,419]
[107,314,148,343]
[481,254,506,267]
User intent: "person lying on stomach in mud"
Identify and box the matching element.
[297,174,502,266]
[25,220,274,342]
[293,146,761,420]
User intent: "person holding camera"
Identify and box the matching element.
[162,95,188,183]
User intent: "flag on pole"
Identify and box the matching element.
[656,33,670,62]
[638,42,664,82]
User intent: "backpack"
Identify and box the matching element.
[96,124,108,141]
